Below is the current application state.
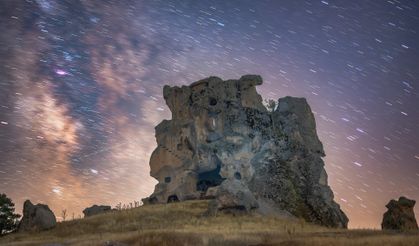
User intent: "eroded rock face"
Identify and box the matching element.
[382,197,418,231]
[83,205,112,217]
[143,75,348,228]
[18,200,56,232]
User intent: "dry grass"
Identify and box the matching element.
[0,200,418,246]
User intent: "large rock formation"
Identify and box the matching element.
[382,197,418,231]
[143,75,348,228]
[83,205,112,217]
[18,200,56,232]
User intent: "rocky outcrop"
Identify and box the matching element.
[83,205,112,217]
[143,75,348,228]
[18,200,56,232]
[382,197,418,231]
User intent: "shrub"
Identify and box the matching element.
[0,193,21,235]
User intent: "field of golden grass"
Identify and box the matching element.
[1,200,418,246]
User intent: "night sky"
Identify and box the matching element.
[1,0,418,229]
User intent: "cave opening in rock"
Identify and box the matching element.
[196,164,224,192]
[209,97,217,106]
[164,176,171,183]
[167,195,179,203]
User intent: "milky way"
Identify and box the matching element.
[0,0,418,228]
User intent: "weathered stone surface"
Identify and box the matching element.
[18,200,56,232]
[382,197,418,231]
[143,75,348,228]
[211,179,259,213]
[83,205,112,217]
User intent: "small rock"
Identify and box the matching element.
[103,241,128,246]
[83,205,112,217]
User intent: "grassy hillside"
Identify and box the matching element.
[1,200,418,246]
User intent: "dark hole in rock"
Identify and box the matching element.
[209,97,217,106]
[165,177,171,183]
[167,195,179,203]
[177,143,183,151]
[196,164,224,192]
[234,172,241,180]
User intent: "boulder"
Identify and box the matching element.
[211,179,258,213]
[143,75,348,228]
[18,200,56,232]
[83,205,112,217]
[382,196,418,231]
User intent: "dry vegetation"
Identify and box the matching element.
[0,200,418,246]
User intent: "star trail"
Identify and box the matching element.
[0,0,418,228]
